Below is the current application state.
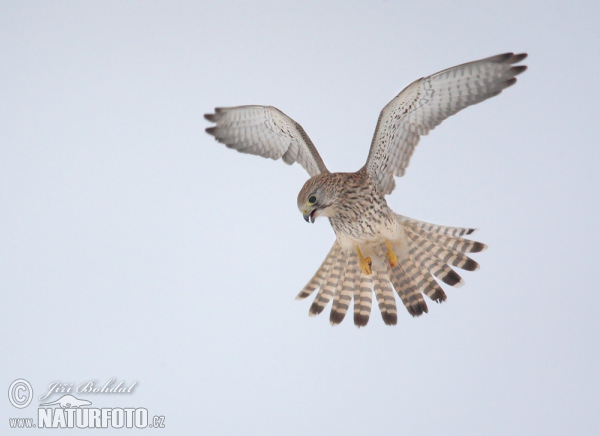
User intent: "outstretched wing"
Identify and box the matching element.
[365,52,527,195]
[204,105,328,177]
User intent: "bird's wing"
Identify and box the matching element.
[364,53,527,195]
[204,105,328,177]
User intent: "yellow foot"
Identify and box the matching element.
[386,240,399,268]
[356,245,372,275]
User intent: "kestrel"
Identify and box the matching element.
[205,52,527,327]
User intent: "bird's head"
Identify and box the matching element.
[297,174,338,223]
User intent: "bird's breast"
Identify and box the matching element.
[330,202,395,240]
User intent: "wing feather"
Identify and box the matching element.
[365,53,527,195]
[205,105,328,177]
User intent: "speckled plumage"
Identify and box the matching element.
[298,171,397,242]
[205,52,527,327]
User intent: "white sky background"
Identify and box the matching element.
[1,1,599,434]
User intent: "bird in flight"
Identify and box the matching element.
[205,52,527,327]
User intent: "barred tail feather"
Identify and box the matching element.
[354,272,373,327]
[400,258,430,315]
[418,265,447,303]
[391,262,428,317]
[296,243,341,300]
[407,232,465,287]
[406,222,487,254]
[330,253,358,325]
[406,229,480,272]
[374,266,398,325]
[309,252,344,316]
[396,214,476,238]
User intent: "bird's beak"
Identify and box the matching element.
[303,209,316,223]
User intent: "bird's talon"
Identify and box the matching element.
[386,240,399,268]
[356,246,372,275]
[361,257,372,275]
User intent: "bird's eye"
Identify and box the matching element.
[308,195,317,204]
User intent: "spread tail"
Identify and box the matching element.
[296,214,485,327]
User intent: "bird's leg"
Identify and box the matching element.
[385,240,399,268]
[356,245,372,275]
